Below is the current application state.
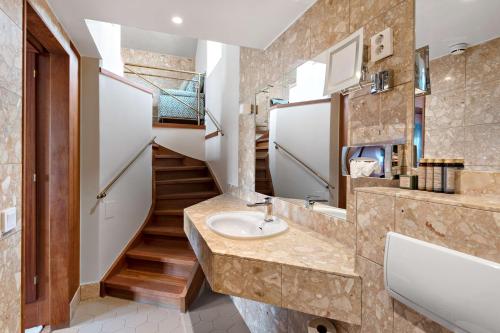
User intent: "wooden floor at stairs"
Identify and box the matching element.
[255,132,274,196]
[101,144,221,312]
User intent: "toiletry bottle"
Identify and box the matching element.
[425,159,434,192]
[433,159,444,193]
[443,159,464,194]
[417,158,427,191]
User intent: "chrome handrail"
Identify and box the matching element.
[97,137,156,199]
[125,62,204,76]
[273,141,335,189]
[124,65,224,136]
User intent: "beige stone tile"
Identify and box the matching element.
[456,170,500,195]
[278,12,311,74]
[80,282,100,301]
[395,197,500,263]
[0,7,22,95]
[393,300,451,333]
[0,87,21,164]
[356,256,393,333]
[349,0,401,31]
[356,192,395,265]
[238,113,256,191]
[429,53,466,93]
[380,82,412,131]
[466,37,500,88]
[365,0,415,87]
[465,79,500,126]
[0,231,21,333]
[241,298,287,333]
[424,127,464,159]
[0,163,21,231]
[425,89,465,130]
[184,217,213,286]
[282,265,361,324]
[287,310,316,333]
[356,186,500,213]
[349,94,380,145]
[273,197,356,250]
[464,123,500,167]
[0,0,22,27]
[309,0,350,57]
[213,255,282,306]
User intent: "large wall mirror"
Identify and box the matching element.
[253,49,347,219]
[414,0,500,170]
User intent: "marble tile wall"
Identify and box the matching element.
[354,187,499,332]
[424,37,500,170]
[0,0,23,331]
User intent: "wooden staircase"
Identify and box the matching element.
[255,132,274,196]
[101,144,221,311]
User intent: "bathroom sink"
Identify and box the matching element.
[312,204,347,220]
[206,211,288,239]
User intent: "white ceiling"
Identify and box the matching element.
[46,0,317,57]
[121,26,198,58]
[416,0,500,59]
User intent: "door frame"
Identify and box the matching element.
[22,1,80,329]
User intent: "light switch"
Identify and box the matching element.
[1,207,17,234]
[370,28,393,62]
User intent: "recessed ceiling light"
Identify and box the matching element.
[172,16,183,24]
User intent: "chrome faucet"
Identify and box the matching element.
[247,197,274,229]
[305,195,328,209]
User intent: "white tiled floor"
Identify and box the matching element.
[53,288,250,333]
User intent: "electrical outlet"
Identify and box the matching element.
[370,28,393,62]
[1,207,17,234]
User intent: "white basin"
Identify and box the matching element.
[313,204,347,220]
[206,211,288,239]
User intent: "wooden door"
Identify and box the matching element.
[24,41,38,304]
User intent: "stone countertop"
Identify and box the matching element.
[184,194,361,324]
[355,187,500,213]
[185,194,356,277]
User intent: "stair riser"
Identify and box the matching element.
[153,158,184,167]
[155,169,208,181]
[155,197,212,210]
[256,142,269,148]
[103,288,183,308]
[156,182,216,195]
[255,169,267,179]
[256,159,267,169]
[153,215,184,226]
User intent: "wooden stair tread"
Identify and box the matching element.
[157,191,218,200]
[127,242,196,265]
[144,225,185,237]
[105,269,186,296]
[154,154,184,159]
[155,166,206,172]
[154,209,183,216]
[255,166,266,171]
[256,146,269,151]
[156,177,213,185]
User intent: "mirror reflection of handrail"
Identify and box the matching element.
[97,136,157,199]
[124,65,223,136]
[273,141,335,189]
